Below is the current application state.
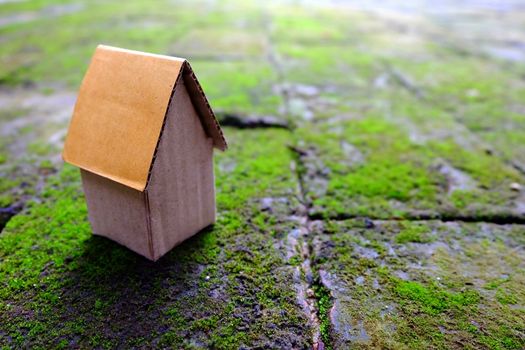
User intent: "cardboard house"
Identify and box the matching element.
[62,45,227,261]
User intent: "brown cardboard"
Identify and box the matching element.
[147,81,215,260]
[63,45,226,261]
[80,169,152,258]
[63,45,184,191]
[63,45,226,192]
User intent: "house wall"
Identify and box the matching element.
[80,169,153,259]
[146,81,215,260]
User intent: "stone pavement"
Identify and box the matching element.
[0,0,524,348]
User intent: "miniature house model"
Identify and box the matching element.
[63,45,227,261]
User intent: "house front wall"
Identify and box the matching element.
[146,80,215,260]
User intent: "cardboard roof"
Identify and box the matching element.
[63,45,227,192]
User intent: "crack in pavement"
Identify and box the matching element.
[264,11,333,344]
[285,148,330,350]
[0,204,23,233]
[215,111,291,130]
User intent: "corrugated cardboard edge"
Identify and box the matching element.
[182,61,227,152]
[143,190,155,260]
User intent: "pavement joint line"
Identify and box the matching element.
[308,212,525,225]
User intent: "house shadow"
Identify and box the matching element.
[56,226,216,345]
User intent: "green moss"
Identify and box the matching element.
[209,319,248,350]
[38,159,55,171]
[330,161,435,201]
[484,277,511,290]
[0,110,27,125]
[0,1,190,86]
[278,44,379,87]
[300,117,442,218]
[430,141,521,188]
[391,52,525,180]
[288,255,302,266]
[190,315,219,331]
[395,223,434,244]
[0,194,14,207]
[450,190,499,209]
[0,165,89,296]
[313,282,333,350]
[0,178,23,200]
[27,142,54,156]
[395,280,479,315]
[495,289,518,305]
[173,28,266,58]
[273,8,349,44]
[215,128,298,212]
[298,104,521,219]
[193,60,282,115]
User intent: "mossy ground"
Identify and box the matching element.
[313,219,525,349]
[0,129,311,349]
[1,0,525,349]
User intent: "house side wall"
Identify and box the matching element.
[147,81,215,260]
[80,169,153,259]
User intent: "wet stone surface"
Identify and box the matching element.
[0,0,525,349]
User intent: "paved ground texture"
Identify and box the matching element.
[1,0,525,349]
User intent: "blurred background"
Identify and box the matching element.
[1,1,525,349]
[1,0,525,221]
